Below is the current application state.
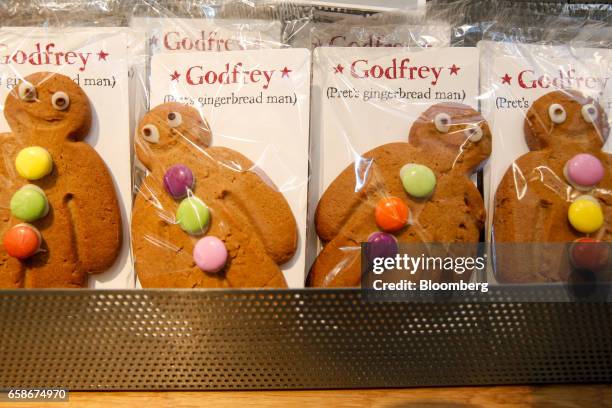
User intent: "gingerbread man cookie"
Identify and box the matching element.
[131,103,297,288]
[493,90,612,282]
[308,102,492,287]
[0,72,122,288]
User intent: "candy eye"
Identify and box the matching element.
[18,82,37,101]
[581,104,598,123]
[51,91,70,111]
[548,103,566,124]
[141,124,160,144]
[464,124,483,142]
[167,112,182,128]
[434,113,451,133]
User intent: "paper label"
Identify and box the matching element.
[130,17,282,54]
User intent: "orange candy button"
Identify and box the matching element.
[375,197,409,232]
[3,223,41,259]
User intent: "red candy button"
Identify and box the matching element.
[3,223,41,259]
[375,197,409,232]
[570,238,609,272]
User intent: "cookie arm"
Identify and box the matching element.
[66,144,122,274]
[315,143,405,242]
[492,151,579,282]
[315,166,367,242]
[492,151,572,243]
[461,176,486,231]
[308,235,361,287]
[0,132,27,287]
[206,146,298,265]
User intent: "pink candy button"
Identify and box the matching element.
[564,153,605,190]
[193,236,228,273]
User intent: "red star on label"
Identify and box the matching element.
[280,66,292,78]
[501,73,512,85]
[170,71,181,82]
[449,64,460,75]
[334,64,344,74]
[97,50,109,61]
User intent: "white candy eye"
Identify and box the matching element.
[464,124,483,142]
[18,82,36,101]
[167,112,182,128]
[434,113,451,133]
[581,104,598,123]
[548,103,566,124]
[141,124,160,144]
[51,91,70,110]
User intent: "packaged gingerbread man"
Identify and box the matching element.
[0,72,122,287]
[131,103,298,288]
[308,103,492,287]
[493,90,611,282]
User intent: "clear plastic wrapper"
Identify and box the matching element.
[561,2,611,23]
[479,14,612,284]
[1,0,608,292]
[296,20,451,49]
[306,1,489,287]
[127,4,291,170]
[558,4,611,48]
[129,1,312,288]
[287,5,455,49]
[0,1,134,288]
[0,0,128,27]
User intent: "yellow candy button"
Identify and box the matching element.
[15,146,53,180]
[568,196,604,234]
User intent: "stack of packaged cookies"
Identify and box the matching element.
[0,0,608,290]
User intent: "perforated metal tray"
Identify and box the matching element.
[0,289,610,390]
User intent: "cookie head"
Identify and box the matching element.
[409,103,492,173]
[524,90,609,151]
[136,102,212,170]
[4,72,91,141]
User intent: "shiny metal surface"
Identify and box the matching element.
[0,289,610,390]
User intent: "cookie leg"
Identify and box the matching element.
[0,251,26,288]
[308,237,361,287]
[222,230,288,288]
[63,144,122,274]
[263,272,289,288]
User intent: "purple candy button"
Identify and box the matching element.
[163,164,194,199]
[564,153,605,190]
[367,232,398,261]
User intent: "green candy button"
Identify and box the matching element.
[400,164,436,198]
[176,196,210,235]
[10,184,49,222]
